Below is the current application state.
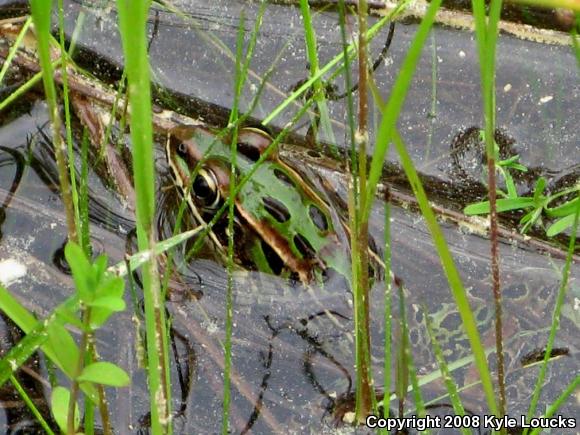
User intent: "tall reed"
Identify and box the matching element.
[116,1,171,432]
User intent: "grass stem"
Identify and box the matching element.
[353,0,373,422]
[524,196,579,434]
[30,0,78,244]
[116,1,171,431]
[472,0,507,416]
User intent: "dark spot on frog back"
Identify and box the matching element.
[294,234,316,260]
[309,204,328,232]
[262,196,291,223]
[237,128,273,162]
[273,168,295,187]
[260,239,285,275]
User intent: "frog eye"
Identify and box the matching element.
[192,168,220,209]
[177,142,188,158]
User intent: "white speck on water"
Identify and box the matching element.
[539,95,553,104]
[343,412,356,424]
[0,259,27,286]
[503,83,512,92]
[50,222,57,229]
[458,50,466,58]
[204,320,219,334]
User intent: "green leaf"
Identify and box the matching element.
[510,162,528,172]
[46,322,79,377]
[521,207,543,233]
[464,202,491,215]
[546,214,576,237]
[498,154,520,166]
[505,174,518,199]
[64,241,93,301]
[54,305,83,330]
[77,362,130,387]
[89,276,125,328]
[546,196,580,218]
[520,209,535,225]
[0,287,98,402]
[493,197,536,212]
[51,386,79,433]
[95,275,124,300]
[464,197,535,215]
[533,177,547,204]
[107,228,202,277]
[87,296,125,311]
[93,254,108,282]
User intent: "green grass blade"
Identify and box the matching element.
[57,0,81,238]
[382,200,393,424]
[391,130,499,416]
[0,17,32,85]
[0,69,47,112]
[546,195,580,218]
[115,1,170,431]
[464,197,535,214]
[0,286,101,402]
[10,375,55,435]
[223,8,249,433]
[79,129,91,253]
[364,0,442,221]
[262,11,396,126]
[524,195,579,434]
[528,374,580,435]
[546,213,576,237]
[0,324,50,387]
[471,0,507,415]
[298,0,335,145]
[30,0,78,243]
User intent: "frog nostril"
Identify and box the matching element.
[294,234,315,259]
[309,204,328,232]
[263,197,290,223]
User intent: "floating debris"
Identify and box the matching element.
[0,258,27,286]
